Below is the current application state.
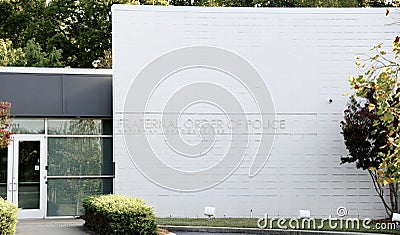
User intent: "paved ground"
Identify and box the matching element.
[16,219,256,235]
[17,219,95,235]
[16,219,235,235]
[175,233,249,235]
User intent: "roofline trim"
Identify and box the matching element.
[0,67,112,75]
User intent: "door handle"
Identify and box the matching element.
[8,183,12,192]
[13,183,17,192]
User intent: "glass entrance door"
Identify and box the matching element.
[7,136,46,218]
[0,148,7,200]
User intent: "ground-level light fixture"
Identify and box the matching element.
[299,210,311,218]
[204,206,216,219]
[392,213,400,222]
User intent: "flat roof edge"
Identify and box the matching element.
[111,4,389,14]
[0,67,113,75]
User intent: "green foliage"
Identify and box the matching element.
[346,39,400,216]
[24,39,63,67]
[340,96,396,216]
[93,49,112,69]
[43,0,168,68]
[0,197,18,235]
[157,218,400,234]
[170,0,391,7]
[45,0,113,68]
[83,194,157,235]
[0,38,63,67]
[143,0,169,5]
[0,0,61,66]
[349,41,400,185]
[1,0,393,68]
[0,0,51,48]
[0,39,26,66]
[294,0,387,7]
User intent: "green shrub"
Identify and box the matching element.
[0,197,18,235]
[83,194,157,235]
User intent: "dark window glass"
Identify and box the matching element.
[10,119,45,134]
[47,137,113,176]
[48,119,111,135]
[0,148,7,200]
[47,178,113,216]
[18,141,40,209]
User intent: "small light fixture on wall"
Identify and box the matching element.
[204,206,216,219]
[392,213,400,221]
[299,210,311,218]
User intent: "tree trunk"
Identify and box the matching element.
[369,170,392,217]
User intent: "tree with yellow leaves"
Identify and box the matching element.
[343,37,400,217]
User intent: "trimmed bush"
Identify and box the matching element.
[0,197,18,235]
[83,194,157,235]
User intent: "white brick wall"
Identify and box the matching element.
[112,6,397,218]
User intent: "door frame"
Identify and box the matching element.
[7,135,47,219]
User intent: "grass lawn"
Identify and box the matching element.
[157,217,400,234]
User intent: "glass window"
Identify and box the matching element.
[47,119,112,135]
[47,178,113,216]
[10,119,45,134]
[102,120,112,135]
[47,137,113,176]
[0,148,7,200]
[18,141,41,209]
[46,118,113,217]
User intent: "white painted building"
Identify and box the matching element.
[112,6,398,218]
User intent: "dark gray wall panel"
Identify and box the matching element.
[0,73,63,116]
[64,75,112,116]
[0,72,112,117]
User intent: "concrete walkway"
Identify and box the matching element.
[16,219,254,235]
[16,220,256,235]
[17,219,95,235]
[175,233,250,235]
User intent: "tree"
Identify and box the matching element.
[0,0,123,67]
[343,38,400,217]
[341,97,396,216]
[1,0,396,68]
[24,39,64,67]
[44,0,167,68]
[0,38,64,67]
[0,102,12,149]
[170,0,393,7]
[92,49,112,69]
[0,39,26,66]
[0,0,58,55]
